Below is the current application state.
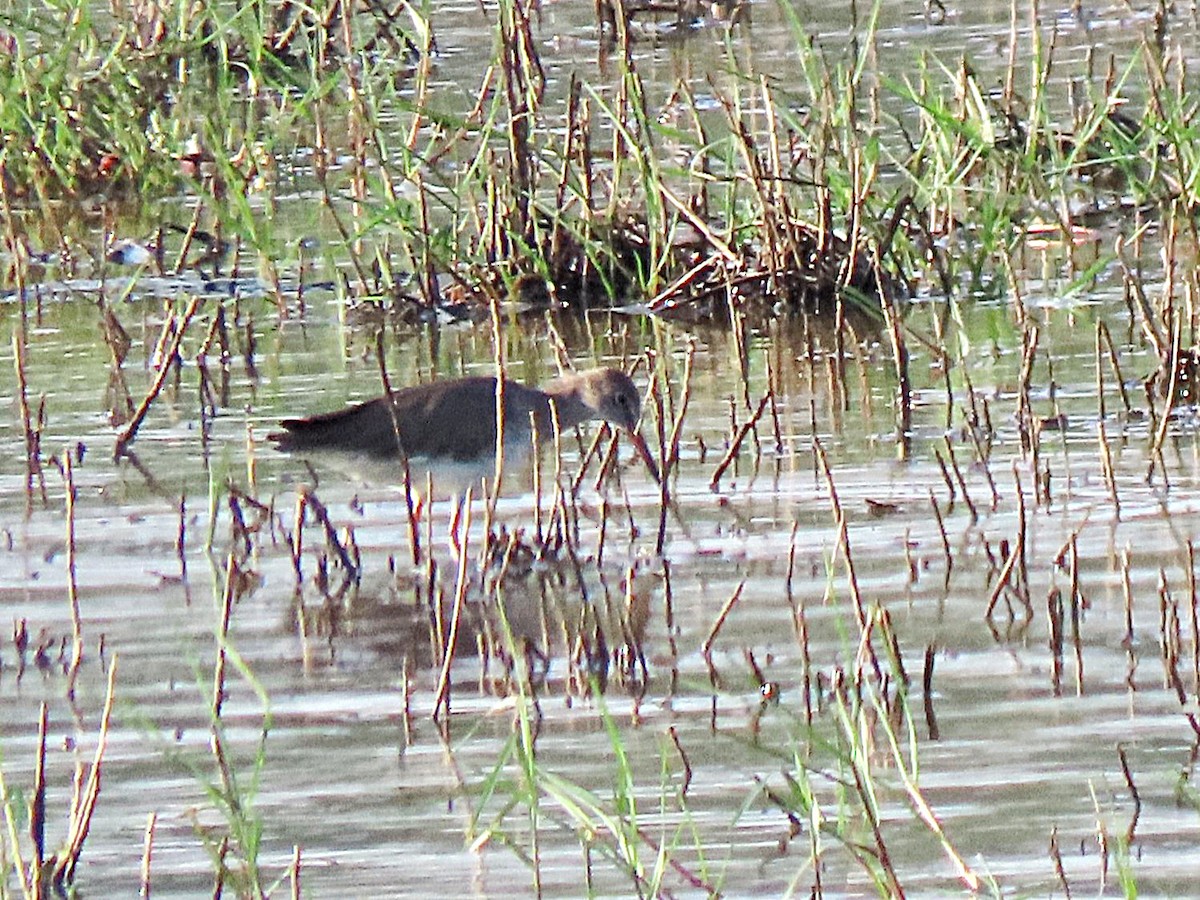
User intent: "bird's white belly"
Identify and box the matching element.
[295,440,537,499]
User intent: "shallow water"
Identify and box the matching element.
[4,290,1199,896]
[3,0,1200,898]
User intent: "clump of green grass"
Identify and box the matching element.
[466,680,715,896]
[1,1,210,199]
[0,661,118,899]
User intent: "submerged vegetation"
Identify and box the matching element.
[2,0,1200,896]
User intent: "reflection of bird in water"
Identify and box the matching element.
[296,560,658,696]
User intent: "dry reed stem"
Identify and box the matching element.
[1159,571,1187,703]
[171,201,205,275]
[1188,542,1199,701]
[595,495,609,568]
[175,494,190,600]
[31,702,47,896]
[592,431,621,492]
[709,393,770,491]
[531,410,544,545]
[423,473,437,633]
[660,183,739,262]
[964,423,1000,510]
[299,489,358,581]
[140,811,156,899]
[700,580,745,690]
[211,836,229,899]
[1147,310,1182,484]
[662,343,695,479]
[212,551,235,721]
[783,523,815,728]
[547,403,566,553]
[662,559,678,697]
[570,421,614,497]
[13,326,45,508]
[289,845,301,900]
[55,654,118,887]
[290,493,305,584]
[927,492,953,586]
[1049,825,1071,900]
[1017,323,1040,458]
[942,440,978,522]
[1048,587,1065,696]
[1120,546,1138,688]
[650,384,670,556]
[12,618,28,679]
[1119,251,1169,360]
[921,643,940,741]
[486,296,508,545]
[114,295,203,457]
[932,447,957,506]
[1095,815,1111,892]
[401,657,415,748]
[985,527,1024,621]
[744,647,768,696]
[645,255,723,313]
[374,329,421,567]
[1093,321,1108,425]
[1117,744,1141,844]
[62,453,83,702]
[666,724,691,797]
[878,278,911,460]
[434,490,473,726]
[814,439,870,637]
[1068,535,1084,696]
[1097,417,1120,520]
[1015,469,1031,615]
[1096,321,1133,414]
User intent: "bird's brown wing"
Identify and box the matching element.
[400,377,507,462]
[269,376,519,461]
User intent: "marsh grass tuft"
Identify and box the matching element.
[0,660,118,900]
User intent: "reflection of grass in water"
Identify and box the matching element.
[463,584,1002,896]
[122,545,280,898]
[187,491,282,897]
[466,673,713,895]
[464,579,698,896]
[460,540,939,895]
[749,637,999,898]
[158,660,274,900]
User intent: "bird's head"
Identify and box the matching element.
[578,368,642,431]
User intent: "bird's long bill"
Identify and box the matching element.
[627,429,661,485]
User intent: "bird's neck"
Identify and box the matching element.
[541,375,592,431]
